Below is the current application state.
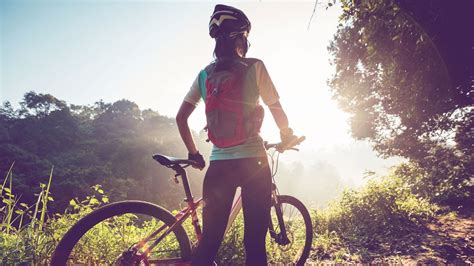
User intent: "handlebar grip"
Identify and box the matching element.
[295,136,306,145]
[276,136,306,152]
[264,136,306,151]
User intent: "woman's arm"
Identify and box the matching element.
[268,100,297,142]
[176,101,198,154]
[268,100,289,130]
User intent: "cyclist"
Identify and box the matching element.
[176,4,299,265]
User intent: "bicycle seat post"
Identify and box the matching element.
[172,165,194,203]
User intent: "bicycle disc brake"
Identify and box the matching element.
[116,247,148,265]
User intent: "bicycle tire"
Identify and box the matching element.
[51,200,192,265]
[268,195,313,266]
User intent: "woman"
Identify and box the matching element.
[176,4,298,265]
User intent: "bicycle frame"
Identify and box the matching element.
[134,164,246,264]
[139,144,294,264]
[50,139,308,265]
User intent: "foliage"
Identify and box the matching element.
[328,0,473,207]
[0,176,175,264]
[0,91,348,214]
[49,186,171,265]
[311,164,438,262]
[1,167,310,264]
[1,162,465,264]
[217,212,246,265]
[20,91,67,118]
[1,164,56,264]
[394,161,472,210]
[0,92,210,213]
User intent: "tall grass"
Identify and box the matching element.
[310,168,438,263]
[0,166,186,264]
[1,164,442,264]
[1,162,15,234]
[0,164,55,264]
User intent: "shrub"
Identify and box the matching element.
[311,167,438,261]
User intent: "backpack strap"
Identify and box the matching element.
[198,70,208,100]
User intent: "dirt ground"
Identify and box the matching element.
[392,213,474,265]
[308,212,473,265]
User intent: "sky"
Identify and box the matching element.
[1,0,401,188]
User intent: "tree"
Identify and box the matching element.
[0,92,210,213]
[329,0,473,206]
[20,91,67,118]
[0,101,16,122]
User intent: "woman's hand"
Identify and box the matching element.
[188,151,206,170]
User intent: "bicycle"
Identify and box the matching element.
[51,137,313,265]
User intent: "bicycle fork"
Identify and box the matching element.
[269,183,291,245]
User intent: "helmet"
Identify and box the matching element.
[209,4,251,39]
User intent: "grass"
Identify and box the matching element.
[0,164,448,264]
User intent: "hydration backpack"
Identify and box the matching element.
[198,58,264,148]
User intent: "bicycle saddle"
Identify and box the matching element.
[152,154,196,167]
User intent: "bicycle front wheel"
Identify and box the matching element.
[267,195,313,266]
[51,200,192,265]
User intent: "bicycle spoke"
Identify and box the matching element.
[288,205,295,221]
[67,211,187,264]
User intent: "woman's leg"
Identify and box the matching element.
[240,157,272,266]
[191,160,237,266]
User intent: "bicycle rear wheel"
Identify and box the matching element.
[51,200,192,265]
[267,195,313,266]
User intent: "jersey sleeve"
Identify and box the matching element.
[253,61,280,106]
[183,74,202,106]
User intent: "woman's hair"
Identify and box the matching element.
[213,34,248,59]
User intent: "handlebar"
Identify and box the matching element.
[264,136,306,152]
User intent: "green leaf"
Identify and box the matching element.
[69,199,77,207]
[101,196,109,203]
[2,198,13,205]
[89,197,99,205]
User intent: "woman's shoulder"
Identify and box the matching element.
[242,57,263,66]
[202,58,265,73]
